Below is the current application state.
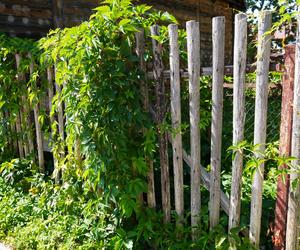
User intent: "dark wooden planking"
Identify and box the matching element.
[0,0,52,9]
[0,6,52,19]
[0,15,52,28]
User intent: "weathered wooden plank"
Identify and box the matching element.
[0,15,52,28]
[249,11,272,248]
[209,16,225,229]
[169,24,184,225]
[136,30,156,209]
[286,15,300,250]
[15,111,23,158]
[187,20,201,239]
[0,1,52,8]
[228,13,247,231]
[0,7,52,19]
[54,66,65,182]
[29,54,45,173]
[0,25,49,36]
[273,44,295,250]
[151,25,171,223]
[15,53,30,156]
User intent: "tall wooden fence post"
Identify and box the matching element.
[54,66,65,183]
[286,15,300,250]
[186,20,201,239]
[15,54,25,158]
[228,13,247,231]
[29,54,45,173]
[135,30,156,209]
[151,25,171,223]
[169,24,184,225]
[249,11,272,247]
[273,44,295,250]
[209,16,225,229]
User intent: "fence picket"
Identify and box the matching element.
[249,11,272,247]
[169,24,184,225]
[54,66,65,182]
[286,15,300,250]
[15,54,30,156]
[186,20,201,239]
[29,54,45,174]
[15,111,24,158]
[136,30,156,209]
[209,16,225,229]
[228,13,247,231]
[151,25,171,223]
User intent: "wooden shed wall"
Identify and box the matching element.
[0,0,244,65]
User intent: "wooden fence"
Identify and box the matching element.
[3,11,300,249]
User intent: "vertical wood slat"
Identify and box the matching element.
[209,16,225,229]
[249,11,272,247]
[15,53,29,156]
[9,114,18,155]
[29,54,45,173]
[4,111,13,152]
[15,111,24,158]
[169,24,184,224]
[136,30,156,209]
[54,66,65,182]
[27,54,35,155]
[151,25,171,223]
[186,20,201,238]
[228,13,247,231]
[273,45,295,249]
[47,66,59,173]
[286,15,300,250]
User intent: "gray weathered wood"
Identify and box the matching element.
[27,54,35,154]
[249,11,272,247]
[169,24,184,224]
[286,14,300,250]
[10,115,18,155]
[54,65,65,182]
[151,25,171,222]
[187,20,201,238]
[136,30,156,209]
[228,13,247,231]
[209,16,225,229]
[15,53,29,156]
[29,54,45,173]
[15,111,24,158]
[150,106,230,215]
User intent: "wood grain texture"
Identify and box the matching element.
[54,66,65,183]
[136,30,156,209]
[228,13,247,231]
[29,54,45,173]
[209,16,225,229]
[186,20,201,239]
[286,15,300,250]
[249,11,272,248]
[151,25,171,223]
[169,24,184,225]
[273,45,295,250]
[15,53,29,156]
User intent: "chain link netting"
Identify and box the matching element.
[222,86,282,154]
